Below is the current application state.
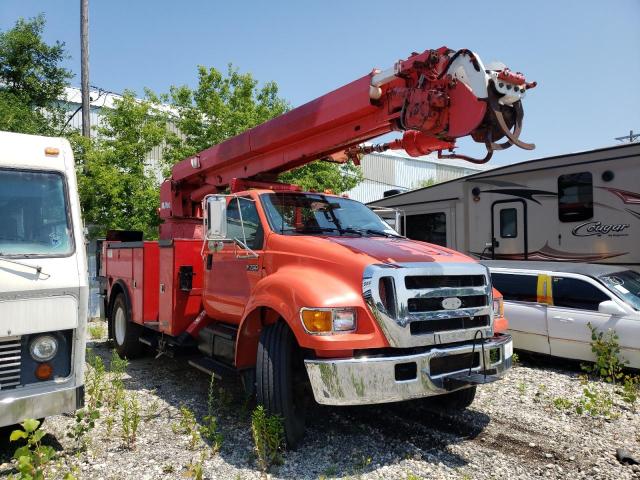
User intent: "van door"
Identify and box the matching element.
[491,201,527,259]
[547,275,612,363]
[491,271,551,354]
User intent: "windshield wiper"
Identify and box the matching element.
[279,226,342,234]
[341,228,400,238]
[0,253,47,276]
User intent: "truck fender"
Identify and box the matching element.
[106,279,133,340]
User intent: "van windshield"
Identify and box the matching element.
[0,169,73,257]
[599,271,640,311]
[260,193,398,237]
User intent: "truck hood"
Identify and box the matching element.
[325,236,474,264]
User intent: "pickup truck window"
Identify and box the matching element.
[491,272,538,302]
[261,193,395,237]
[599,271,640,311]
[0,169,73,257]
[552,277,609,311]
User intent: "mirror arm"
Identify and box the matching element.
[234,238,259,259]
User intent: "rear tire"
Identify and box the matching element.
[256,321,307,448]
[110,293,143,359]
[430,386,477,411]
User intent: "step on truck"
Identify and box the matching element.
[100,46,536,446]
[0,131,87,428]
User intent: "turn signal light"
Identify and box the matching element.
[301,310,333,333]
[44,147,60,156]
[35,363,53,380]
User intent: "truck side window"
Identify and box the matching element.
[405,212,446,246]
[558,172,593,222]
[227,198,264,250]
[491,273,538,302]
[499,208,517,238]
[552,277,609,311]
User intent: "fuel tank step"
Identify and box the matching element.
[188,356,237,379]
[442,370,500,391]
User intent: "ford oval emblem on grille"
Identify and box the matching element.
[441,297,462,310]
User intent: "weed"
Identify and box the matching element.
[185,451,206,480]
[10,419,56,479]
[582,323,626,383]
[121,392,141,448]
[323,464,338,477]
[145,396,161,421]
[533,383,547,403]
[576,384,615,418]
[251,405,284,472]
[200,376,223,452]
[617,375,640,412]
[107,349,128,410]
[88,322,106,340]
[511,352,520,365]
[68,352,104,450]
[517,381,527,399]
[162,464,175,474]
[173,405,201,450]
[552,397,572,410]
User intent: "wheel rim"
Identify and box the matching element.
[114,305,126,346]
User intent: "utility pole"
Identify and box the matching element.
[615,130,639,143]
[80,0,90,137]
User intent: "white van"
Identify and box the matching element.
[481,260,640,369]
[0,131,87,427]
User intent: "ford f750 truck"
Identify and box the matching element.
[100,46,535,445]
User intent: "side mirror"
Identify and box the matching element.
[598,300,626,316]
[205,195,228,240]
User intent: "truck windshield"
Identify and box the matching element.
[599,271,640,311]
[261,192,398,237]
[0,169,73,257]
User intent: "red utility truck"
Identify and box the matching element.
[100,47,535,445]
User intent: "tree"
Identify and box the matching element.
[0,15,72,134]
[73,91,168,239]
[164,65,362,193]
[416,177,437,189]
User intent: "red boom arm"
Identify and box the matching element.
[160,46,535,239]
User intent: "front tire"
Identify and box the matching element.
[256,322,307,448]
[430,386,477,411]
[110,293,143,359]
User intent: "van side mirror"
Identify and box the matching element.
[205,195,228,240]
[598,300,626,316]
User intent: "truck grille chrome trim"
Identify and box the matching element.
[0,336,22,390]
[363,263,494,348]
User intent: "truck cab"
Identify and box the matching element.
[0,131,87,428]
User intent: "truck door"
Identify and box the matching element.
[203,197,264,324]
[491,200,527,259]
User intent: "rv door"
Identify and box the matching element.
[491,201,527,260]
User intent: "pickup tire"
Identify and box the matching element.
[256,321,306,448]
[111,293,143,359]
[431,386,477,410]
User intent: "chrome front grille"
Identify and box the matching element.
[0,336,22,390]
[363,262,494,348]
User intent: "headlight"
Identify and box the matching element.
[30,335,59,362]
[301,308,357,334]
[493,298,504,317]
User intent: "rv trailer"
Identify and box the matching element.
[370,143,640,268]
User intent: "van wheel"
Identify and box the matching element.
[431,386,477,411]
[111,294,143,359]
[256,321,307,448]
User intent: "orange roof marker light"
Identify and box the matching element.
[44,147,60,156]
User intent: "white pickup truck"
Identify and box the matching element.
[0,131,87,427]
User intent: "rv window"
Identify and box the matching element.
[500,208,518,238]
[558,172,593,222]
[491,273,538,302]
[551,277,610,311]
[405,212,446,246]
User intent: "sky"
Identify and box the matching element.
[1,0,639,166]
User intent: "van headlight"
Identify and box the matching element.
[30,335,59,362]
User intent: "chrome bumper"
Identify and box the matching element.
[305,334,512,406]
[0,383,84,427]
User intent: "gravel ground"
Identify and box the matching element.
[1,324,639,480]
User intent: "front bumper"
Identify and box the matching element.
[304,334,512,406]
[0,383,84,427]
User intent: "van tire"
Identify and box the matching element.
[256,321,306,448]
[111,293,143,359]
[431,386,477,411]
